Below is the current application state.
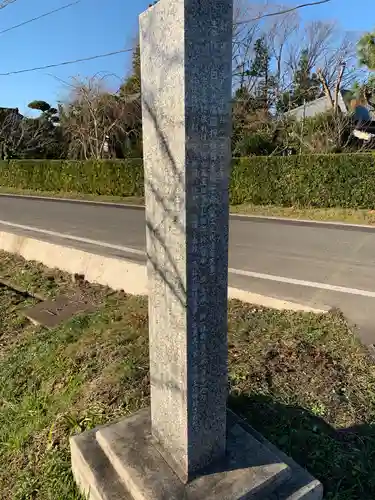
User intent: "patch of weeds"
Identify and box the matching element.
[0,255,375,498]
[228,302,375,499]
[230,203,375,226]
[0,258,150,498]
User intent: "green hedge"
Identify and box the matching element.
[231,153,375,208]
[1,154,375,208]
[0,159,144,197]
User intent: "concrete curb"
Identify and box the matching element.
[227,287,327,313]
[0,230,327,314]
[0,230,147,295]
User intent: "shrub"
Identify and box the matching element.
[2,153,375,209]
[0,159,144,197]
[230,153,375,208]
[233,131,276,157]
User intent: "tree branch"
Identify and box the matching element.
[334,62,346,112]
[317,68,334,108]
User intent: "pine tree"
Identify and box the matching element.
[358,31,375,70]
[28,101,59,124]
[249,37,274,110]
[120,44,141,96]
[277,50,320,113]
[292,50,321,106]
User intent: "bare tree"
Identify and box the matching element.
[232,3,356,110]
[316,60,348,113]
[318,32,357,89]
[287,21,357,89]
[60,76,141,160]
[316,68,334,107]
[333,62,346,112]
[232,0,264,91]
[0,110,60,159]
[265,4,300,98]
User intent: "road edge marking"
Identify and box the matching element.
[0,219,145,257]
[0,228,327,313]
[229,267,375,299]
[1,193,374,231]
[0,219,371,301]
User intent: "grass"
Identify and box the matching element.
[0,252,374,498]
[230,204,375,225]
[1,186,375,225]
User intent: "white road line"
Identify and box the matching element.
[229,268,375,298]
[0,219,145,257]
[1,218,374,298]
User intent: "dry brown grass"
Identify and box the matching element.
[0,252,374,498]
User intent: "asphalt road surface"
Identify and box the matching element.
[1,194,375,344]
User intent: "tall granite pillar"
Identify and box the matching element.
[70,0,323,497]
[140,0,233,482]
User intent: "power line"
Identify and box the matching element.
[0,0,81,36]
[0,48,133,76]
[235,0,332,24]
[0,0,333,77]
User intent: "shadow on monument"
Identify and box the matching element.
[134,2,296,494]
[229,392,375,499]
[143,97,187,307]
[147,374,283,479]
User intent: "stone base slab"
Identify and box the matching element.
[70,408,323,500]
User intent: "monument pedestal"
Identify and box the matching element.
[70,408,322,500]
[70,2,323,499]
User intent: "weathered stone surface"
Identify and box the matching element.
[227,411,324,500]
[140,0,233,481]
[70,425,132,500]
[24,294,94,328]
[71,408,323,500]
[71,410,323,500]
[96,408,291,500]
[70,1,323,498]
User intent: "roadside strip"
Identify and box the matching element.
[0,221,327,313]
[2,193,375,231]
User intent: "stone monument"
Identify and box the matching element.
[141,0,232,483]
[70,1,323,498]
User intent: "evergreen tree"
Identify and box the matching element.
[277,49,320,113]
[292,50,320,106]
[358,30,375,70]
[249,37,274,110]
[120,44,141,96]
[28,101,59,124]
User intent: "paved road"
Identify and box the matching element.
[1,195,375,344]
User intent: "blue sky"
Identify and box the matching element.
[0,0,374,115]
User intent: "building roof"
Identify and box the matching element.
[285,91,348,120]
[0,107,23,120]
